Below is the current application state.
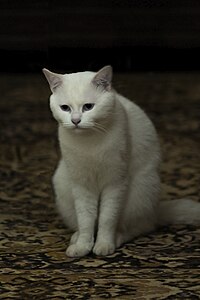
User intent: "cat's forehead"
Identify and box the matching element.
[59,71,96,104]
[64,71,95,86]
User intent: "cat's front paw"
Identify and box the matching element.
[66,242,93,257]
[93,241,116,256]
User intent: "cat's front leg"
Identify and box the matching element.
[93,185,125,256]
[66,186,98,257]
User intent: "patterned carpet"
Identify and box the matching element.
[0,72,200,299]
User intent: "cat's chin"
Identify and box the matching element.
[73,127,85,133]
[68,126,91,134]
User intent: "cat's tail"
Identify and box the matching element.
[157,199,200,226]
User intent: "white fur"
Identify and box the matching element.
[43,66,200,257]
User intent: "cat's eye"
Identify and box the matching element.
[60,105,71,112]
[83,103,95,112]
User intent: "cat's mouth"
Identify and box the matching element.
[62,122,106,134]
[72,126,92,134]
[62,123,87,131]
[72,124,89,131]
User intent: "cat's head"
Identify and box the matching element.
[43,66,115,133]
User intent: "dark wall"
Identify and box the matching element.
[1,0,200,72]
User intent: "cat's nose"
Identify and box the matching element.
[72,118,81,125]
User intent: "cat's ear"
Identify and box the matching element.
[92,65,112,91]
[42,68,63,92]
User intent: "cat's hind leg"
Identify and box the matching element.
[116,220,156,248]
[116,166,160,248]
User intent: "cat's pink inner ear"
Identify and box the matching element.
[42,68,63,92]
[92,65,113,91]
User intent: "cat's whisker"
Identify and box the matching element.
[62,119,109,134]
[83,121,104,133]
[94,127,107,135]
[93,122,108,134]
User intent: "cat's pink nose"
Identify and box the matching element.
[72,118,81,125]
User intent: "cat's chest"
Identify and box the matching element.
[61,142,109,169]
[60,138,126,182]
[59,128,129,186]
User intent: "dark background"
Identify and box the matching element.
[1,0,200,73]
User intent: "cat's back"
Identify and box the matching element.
[116,92,160,166]
[116,92,155,132]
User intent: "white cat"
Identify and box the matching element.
[43,66,200,257]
